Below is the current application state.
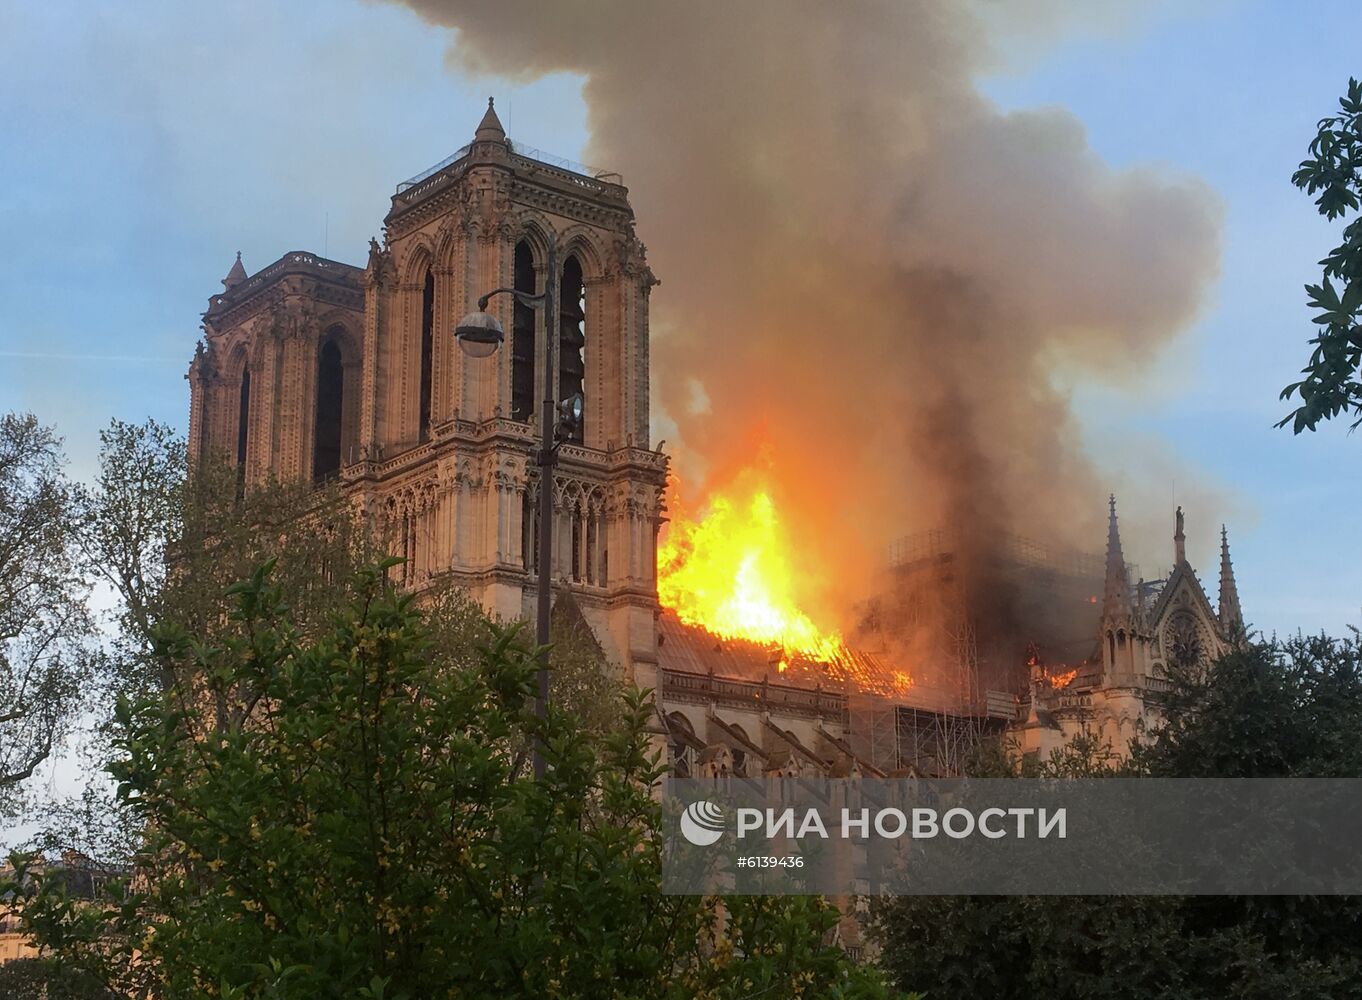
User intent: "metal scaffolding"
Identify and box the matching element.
[846,608,1014,776]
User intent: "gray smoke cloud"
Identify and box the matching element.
[397,0,1222,631]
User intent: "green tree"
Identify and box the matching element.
[73,417,627,751]
[0,413,95,812]
[0,957,117,999]
[1131,633,1362,778]
[76,418,186,668]
[77,419,379,706]
[1280,77,1362,433]
[872,636,1362,1000]
[36,417,668,871]
[7,563,901,999]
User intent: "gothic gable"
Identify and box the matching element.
[1149,564,1224,669]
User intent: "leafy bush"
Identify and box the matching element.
[6,562,901,1000]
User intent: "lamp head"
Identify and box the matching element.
[454,310,504,358]
[556,393,584,440]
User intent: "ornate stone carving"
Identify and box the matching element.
[1164,609,1211,669]
[191,108,667,690]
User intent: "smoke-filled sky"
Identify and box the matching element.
[403,0,1226,629]
[1,0,1359,640]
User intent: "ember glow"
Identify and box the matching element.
[1048,668,1079,690]
[657,475,848,665]
[409,0,1224,704]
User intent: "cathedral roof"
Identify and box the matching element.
[388,107,629,231]
[656,610,912,699]
[204,250,364,324]
[655,610,1017,723]
[1148,557,1221,637]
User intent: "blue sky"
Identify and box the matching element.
[976,1,1362,635]
[0,0,1358,638]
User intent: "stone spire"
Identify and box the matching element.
[222,251,247,291]
[1218,525,1244,636]
[1174,505,1187,566]
[474,96,506,142]
[1102,495,1133,623]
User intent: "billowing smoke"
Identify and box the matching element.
[398,1,1222,640]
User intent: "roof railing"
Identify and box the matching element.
[395,140,624,198]
[208,251,361,312]
[396,144,472,193]
[507,140,622,184]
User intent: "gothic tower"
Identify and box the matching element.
[1097,495,1153,685]
[188,102,669,685]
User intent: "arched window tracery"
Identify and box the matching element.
[313,336,344,482]
[418,268,435,442]
[558,255,585,444]
[512,240,536,422]
[235,367,251,496]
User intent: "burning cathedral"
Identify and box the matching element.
[187,105,1247,779]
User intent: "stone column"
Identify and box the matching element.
[433,263,454,427]
[583,274,614,451]
[256,337,279,476]
[360,252,387,458]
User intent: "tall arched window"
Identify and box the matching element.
[236,369,251,495]
[314,338,344,482]
[419,268,435,442]
[558,255,585,443]
[511,240,536,422]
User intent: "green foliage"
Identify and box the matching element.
[0,957,118,999]
[1280,77,1362,432]
[76,418,187,663]
[545,593,632,738]
[78,418,382,703]
[872,636,1362,1000]
[6,564,900,999]
[962,725,1120,780]
[1021,726,1121,779]
[0,412,96,811]
[1132,633,1362,778]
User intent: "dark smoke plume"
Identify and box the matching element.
[398,1,1222,634]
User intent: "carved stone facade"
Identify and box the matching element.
[188,103,667,683]
[186,105,1246,785]
[1015,501,1247,759]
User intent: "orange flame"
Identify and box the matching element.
[657,474,849,664]
[1047,668,1079,689]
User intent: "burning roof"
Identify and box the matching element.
[656,610,914,699]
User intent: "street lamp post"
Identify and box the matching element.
[454,234,579,780]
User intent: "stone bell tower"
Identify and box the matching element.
[189,101,668,686]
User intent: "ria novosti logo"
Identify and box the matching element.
[678,800,1067,845]
[680,800,727,846]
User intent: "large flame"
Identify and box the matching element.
[1047,668,1079,690]
[657,473,847,665]
[1028,647,1079,690]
